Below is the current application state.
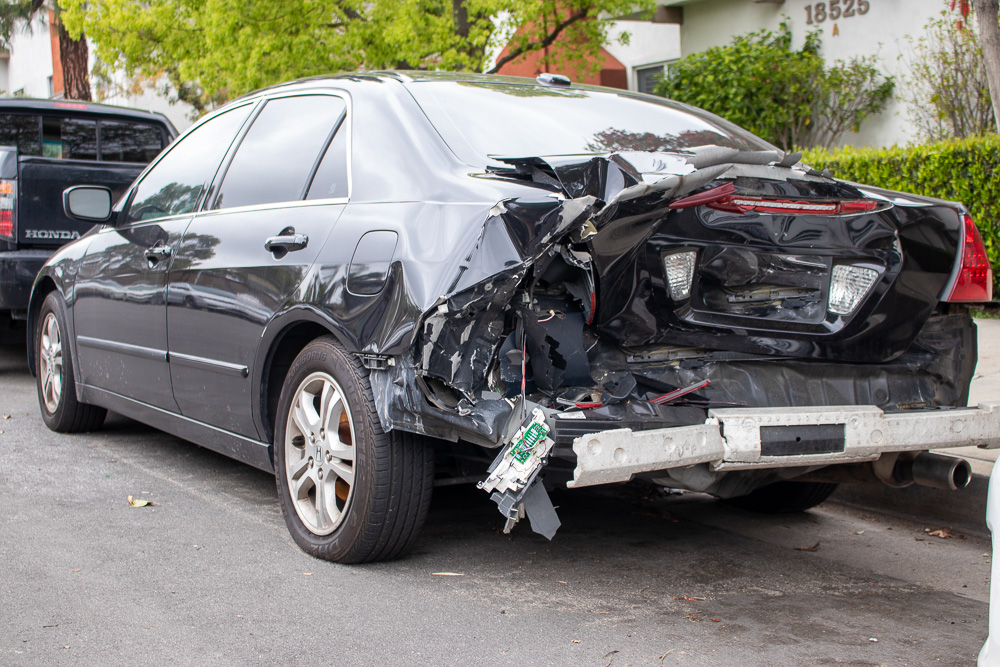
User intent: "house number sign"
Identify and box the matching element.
[804,0,870,24]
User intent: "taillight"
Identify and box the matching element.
[0,179,13,239]
[669,183,880,216]
[944,213,993,303]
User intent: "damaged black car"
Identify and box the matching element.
[28,72,1000,563]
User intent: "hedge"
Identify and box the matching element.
[802,135,1000,297]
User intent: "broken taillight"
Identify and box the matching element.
[0,179,14,240]
[828,264,881,315]
[943,214,993,303]
[663,250,697,300]
[668,183,880,216]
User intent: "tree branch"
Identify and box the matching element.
[486,9,589,74]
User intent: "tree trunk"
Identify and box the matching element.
[57,23,91,101]
[973,0,1000,131]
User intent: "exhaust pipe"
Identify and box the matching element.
[908,452,972,491]
[798,452,972,491]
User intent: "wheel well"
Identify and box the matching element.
[261,322,332,443]
[26,277,58,374]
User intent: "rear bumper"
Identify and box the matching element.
[0,248,51,310]
[567,402,1000,488]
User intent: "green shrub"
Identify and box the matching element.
[802,135,1000,297]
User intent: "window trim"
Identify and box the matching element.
[204,90,353,215]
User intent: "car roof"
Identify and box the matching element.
[0,97,175,126]
[239,70,622,100]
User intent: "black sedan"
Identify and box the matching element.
[29,72,999,563]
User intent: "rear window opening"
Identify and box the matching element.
[406,81,775,164]
[0,112,166,164]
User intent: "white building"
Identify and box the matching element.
[620,0,955,147]
[0,11,193,131]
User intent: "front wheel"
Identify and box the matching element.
[273,336,433,563]
[36,291,106,433]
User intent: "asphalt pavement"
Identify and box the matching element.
[0,331,995,665]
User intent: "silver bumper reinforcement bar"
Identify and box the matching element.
[568,402,1000,489]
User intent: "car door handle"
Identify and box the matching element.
[264,230,309,255]
[144,244,172,264]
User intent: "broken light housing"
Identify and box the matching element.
[943,214,993,303]
[669,182,881,216]
[663,251,697,301]
[828,264,880,315]
[0,179,13,240]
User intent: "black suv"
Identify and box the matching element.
[0,98,176,339]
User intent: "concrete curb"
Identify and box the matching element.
[830,473,989,536]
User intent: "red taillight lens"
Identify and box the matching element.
[0,179,13,239]
[668,184,880,216]
[945,214,993,303]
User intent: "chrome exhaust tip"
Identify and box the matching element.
[910,452,973,491]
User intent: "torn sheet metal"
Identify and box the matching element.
[301,142,965,466]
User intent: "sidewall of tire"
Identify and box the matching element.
[36,291,101,433]
[273,338,384,563]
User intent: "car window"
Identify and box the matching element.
[214,95,346,210]
[305,118,348,200]
[0,114,41,155]
[406,81,775,161]
[100,121,165,163]
[126,104,252,224]
[42,116,97,160]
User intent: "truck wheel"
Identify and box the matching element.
[36,291,107,433]
[727,481,839,514]
[273,336,434,563]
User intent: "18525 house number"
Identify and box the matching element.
[805,0,870,24]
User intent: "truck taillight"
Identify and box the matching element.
[0,179,14,239]
[943,214,993,303]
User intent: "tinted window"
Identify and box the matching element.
[407,81,774,161]
[0,114,41,155]
[43,116,97,160]
[126,104,252,223]
[215,95,346,210]
[101,121,165,163]
[305,120,348,200]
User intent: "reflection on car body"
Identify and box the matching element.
[27,72,1000,563]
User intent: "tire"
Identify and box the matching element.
[273,336,434,563]
[36,291,107,433]
[727,481,839,514]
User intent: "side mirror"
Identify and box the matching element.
[63,186,113,223]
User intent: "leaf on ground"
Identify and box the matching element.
[2,413,10,419]
[927,528,954,539]
[795,541,821,552]
[127,495,157,507]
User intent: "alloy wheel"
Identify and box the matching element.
[39,312,63,413]
[283,371,356,536]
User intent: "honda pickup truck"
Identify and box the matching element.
[0,99,176,340]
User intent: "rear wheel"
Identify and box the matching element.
[36,291,106,433]
[727,481,839,514]
[273,336,433,563]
